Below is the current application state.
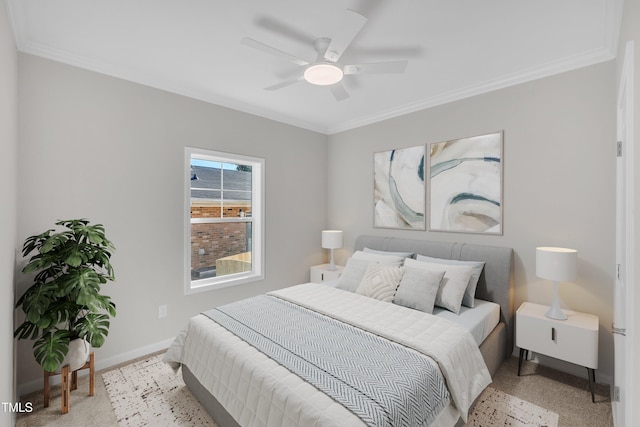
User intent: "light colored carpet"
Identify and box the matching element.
[468,387,558,427]
[16,353,611,427]
[493,357,612,427]
[101,355,216,426]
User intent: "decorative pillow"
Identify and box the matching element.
[416,255,485,308]
[335,258,371,292]
[356,264,404,302]
[352,250,405,267]
[404,258,473,314]
[363,247,415,259]
[393,266,445,313]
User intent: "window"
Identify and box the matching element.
[185,147,264,294]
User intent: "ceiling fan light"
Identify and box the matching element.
[304,63,344,86]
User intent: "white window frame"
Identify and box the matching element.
[184,147,265,295]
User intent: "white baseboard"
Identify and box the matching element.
[17,338,175,398]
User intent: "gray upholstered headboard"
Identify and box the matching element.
[353,235,515,357]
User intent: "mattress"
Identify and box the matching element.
[433,299,500,346]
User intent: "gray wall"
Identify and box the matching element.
[16,54,328,390]
[0,1,18,425]
[327,61,617,382]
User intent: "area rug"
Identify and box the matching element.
[102,354,217,426]
[467,386,559,427]
[104,353,558,427]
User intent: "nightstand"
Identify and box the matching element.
[516,302,599,402]
[310,263,344,283]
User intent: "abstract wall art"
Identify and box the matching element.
[428,131,503,234]
[374,145,425,230]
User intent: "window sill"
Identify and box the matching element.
[185,272,264,295]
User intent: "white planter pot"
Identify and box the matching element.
[62,338,91,372]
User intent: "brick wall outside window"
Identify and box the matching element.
[190,203,252,271]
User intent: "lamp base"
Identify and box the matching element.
[545,305,567,320]
[327,249,336,271]
[545,281,567,320]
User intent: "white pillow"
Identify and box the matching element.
[416,255,485,308]
[393,266,445,313]
[352,250,405,267]
[404,258,473,314]
[356,264,404,302]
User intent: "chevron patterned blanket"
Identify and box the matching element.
[203,294,450,427]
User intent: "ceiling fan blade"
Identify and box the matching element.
[343,60,408,75]
[254,16,316,46]
[241,37,310,67]
[329,83,350,101]
[324,9,367,63]
[265,76,304,91]
[350,45,424,58]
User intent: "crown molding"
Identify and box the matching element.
[15,38,617,137]
[18,39,331,135]
[326,45,617,135]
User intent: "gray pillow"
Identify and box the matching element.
[404,258,473,314]
[335,258,371,292]
[393,266,445,313]
[416,255,485,308]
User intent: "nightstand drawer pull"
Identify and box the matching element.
[551,327,556,341]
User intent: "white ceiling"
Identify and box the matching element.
[7,0,622,135]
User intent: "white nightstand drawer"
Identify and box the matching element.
[310,264,344,283]
[516,302,598,369]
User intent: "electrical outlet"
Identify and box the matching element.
[158,304,167,319]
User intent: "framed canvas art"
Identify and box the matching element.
[374,145,425,230]
[428,131,503,234]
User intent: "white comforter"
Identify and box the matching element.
[165,283,491,426]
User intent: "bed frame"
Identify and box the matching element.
[182,235,514,427]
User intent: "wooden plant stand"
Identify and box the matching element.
[44,352,95,414]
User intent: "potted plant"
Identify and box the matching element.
[14,219,117,373]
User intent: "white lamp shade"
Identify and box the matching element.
[536,247,577,282]
[322,230,343,249]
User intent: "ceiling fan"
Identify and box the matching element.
[241,8,408,101]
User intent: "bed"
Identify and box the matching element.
[165,235,514,427]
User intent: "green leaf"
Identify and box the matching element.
[23,253,57,274]
[22,229,53,257]
[34,330,71,372]
[19,280,58,324]
[41,233,70,254]
[36,299,76,330]
[86,225,106,245]
[14,321,40,340]
[73,269,102,308]
[57,267,100,302]
[64,249,84,268]
[76,313,110,348]
[93,294,117,317]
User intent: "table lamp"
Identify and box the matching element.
[322,230,343,271]
[536,246,577,320]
